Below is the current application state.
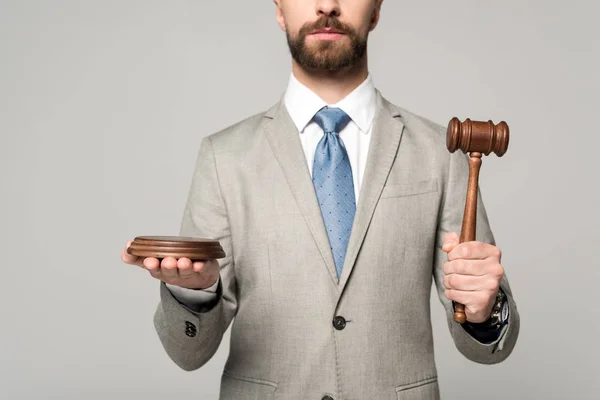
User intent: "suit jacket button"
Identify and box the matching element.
[332,316,346,330]
[185,328,196,338]
[184,321,197,337]
[185,321,196,329]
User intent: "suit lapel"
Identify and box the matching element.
[337,91,405,291]
[261,92,405,291]
[262,101,340,286]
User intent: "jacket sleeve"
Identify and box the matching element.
[164,278,220,311]
[153,136,237,371]
[432,147,520,364]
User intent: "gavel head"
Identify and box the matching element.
[446,117,509,157]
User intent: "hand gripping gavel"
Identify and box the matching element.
[446,117,510,323]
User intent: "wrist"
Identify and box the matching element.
[468,289,508,329]
[192,274,220,290]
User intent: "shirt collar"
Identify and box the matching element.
[283,72,376,134]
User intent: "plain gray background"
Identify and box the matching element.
[1,1,599,399]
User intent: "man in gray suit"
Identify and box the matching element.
[121,0,519,398]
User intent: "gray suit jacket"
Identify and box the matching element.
[153,91,520,399]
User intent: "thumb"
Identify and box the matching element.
[442,232,460,253]
[122,240,141,265]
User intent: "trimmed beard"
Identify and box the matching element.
[286,16,368,72]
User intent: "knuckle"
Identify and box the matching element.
[495,247,502,260]
[498,264,505,277]
[468,243,477,254]
[493,264,505,278]
[461,245,470,258]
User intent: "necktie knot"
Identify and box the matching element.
[313,106,351,134]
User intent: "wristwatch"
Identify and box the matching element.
[480,289,509,329]
[461,289,509,331]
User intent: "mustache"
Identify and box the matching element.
[298,16,356,37]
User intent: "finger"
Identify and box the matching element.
[445,289,482,305]
[177,258,194,279]
[145,259,162,279]
[441,232,460,253]
[142,257,160,269]
[121,248,139,265]
[193,260,207,273]
[160,257,179,280]
[443,259,488,276]
[121,241,140,265]
[445,289,491,317]
[444,273,495,292]
[447,241,501,261]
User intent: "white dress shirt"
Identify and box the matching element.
[167,73,377,308]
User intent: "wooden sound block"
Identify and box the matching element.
[127,236,226,260]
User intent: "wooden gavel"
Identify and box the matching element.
[446,117,510,323]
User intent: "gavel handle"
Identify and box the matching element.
[453,152,482,323]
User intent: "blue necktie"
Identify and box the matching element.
[312,106,356,279]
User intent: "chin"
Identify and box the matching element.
[307,40,350,54]
[306,35,350,45]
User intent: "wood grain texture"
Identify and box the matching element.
[126,236,226,260]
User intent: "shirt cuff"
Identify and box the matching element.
[165,277,220,310]
[462,295,510,344]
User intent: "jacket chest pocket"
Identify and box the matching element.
[369,178,441,255]
[380,178,439,199]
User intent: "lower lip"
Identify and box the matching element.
[310,32,346,41]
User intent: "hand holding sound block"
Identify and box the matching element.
[121,236,226,290]
[126,236,226,260]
